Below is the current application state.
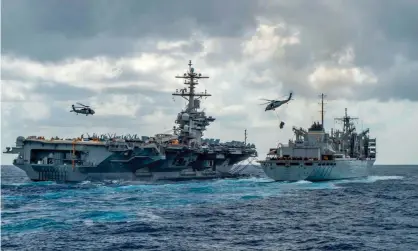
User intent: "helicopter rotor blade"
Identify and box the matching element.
[76,102,90,107]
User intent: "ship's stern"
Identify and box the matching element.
[11,159,42,181]
[4,138,40,181]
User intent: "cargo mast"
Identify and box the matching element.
[319,93,326,128]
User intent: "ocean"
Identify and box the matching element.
[1,165,418,251]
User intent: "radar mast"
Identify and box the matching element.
[173,60,211,110]
[334,108,358,134]
[172,60,215,146]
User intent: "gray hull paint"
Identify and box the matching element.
[10,143,255,182]
[18,164,241,182]
[306,159,375,181]
[15,154,252,182]
[261,159,375,182]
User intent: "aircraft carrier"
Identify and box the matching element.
[3,60,257,182]
[258,94,376,181]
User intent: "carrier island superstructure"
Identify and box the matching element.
[258,94,376,181]
[3,60,257,182]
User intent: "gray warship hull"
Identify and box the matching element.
[5,137,255,183]
[306,159,375,181]
[14,163,225,182]
[13,160,251,183]
[260,158,375,182]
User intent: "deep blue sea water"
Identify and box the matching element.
[1,165,418,251]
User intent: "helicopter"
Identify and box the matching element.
[260,92,293,111]
[70,103,95,116]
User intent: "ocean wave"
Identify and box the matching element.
[2,165,418,250]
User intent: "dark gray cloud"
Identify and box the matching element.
[256,0,418,101]
[40,83,98,101]
[364,63,418,102]
[2,0,418,102]
[2,0,259,61]
[0,79,97,103]
[358,0,418,62]
[204,38,245,65]
[100,85,181,113]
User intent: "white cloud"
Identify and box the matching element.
[21,102,51,121]
[2,56,120,85]
[308,47,378,92]
[156,41,189,51]
[1,80,30,101]
[1,54,179,92]
[89,95,140,118]
[242,23,300,62]
[124,54,178,73]
[308,66,377,89]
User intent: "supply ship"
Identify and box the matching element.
[3,60,257,182]
[258,94,376,181]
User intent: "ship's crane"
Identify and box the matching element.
[292,126,308,141]
[358,128,370,138]
[354,128,370,158]
[342,127,355,139]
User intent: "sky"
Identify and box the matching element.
[1,0,417,165]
